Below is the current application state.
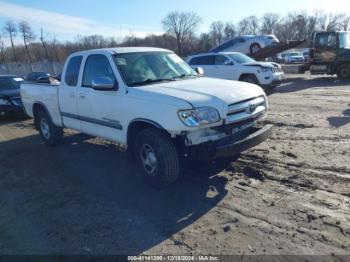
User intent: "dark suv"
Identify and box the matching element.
[25,72,51,82]
[0,75,24,116]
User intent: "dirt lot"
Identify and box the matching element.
[0,74,349,256]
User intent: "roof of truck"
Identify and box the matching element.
[71,47,171,56]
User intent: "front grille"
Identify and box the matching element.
[214,114,262,135]
[226,96,266,125]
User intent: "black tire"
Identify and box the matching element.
[36,110,63,146]
[240,75,259,85]
[250,43,261,55]
[134,127,180,188]
[337,64,350,80]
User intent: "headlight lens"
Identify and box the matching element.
[178,107,221,127]
[0,98,11,105]
[259,67,272,73]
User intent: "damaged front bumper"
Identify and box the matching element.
[213,124,272,158]
[185,124,273,159]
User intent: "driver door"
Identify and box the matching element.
[313,32,338,65]
[77,54,124,141]
[209,55,235,80]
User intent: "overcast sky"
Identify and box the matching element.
[0,0,349,44]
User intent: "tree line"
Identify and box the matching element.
[0,9,349,68]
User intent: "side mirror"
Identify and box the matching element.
[91,76,116,91]
[195,67,204,76]
[224,60,234,66]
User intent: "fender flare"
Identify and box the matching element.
[128,118,164,130]
[32,101,54,128]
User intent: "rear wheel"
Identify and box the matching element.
[337,64,350,80]
[134,128,180,188]
[36,110,63,146]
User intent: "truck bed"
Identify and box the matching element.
[20,82,63,127]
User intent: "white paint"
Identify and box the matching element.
[21,47,268,147]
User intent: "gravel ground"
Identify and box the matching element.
[0,74,349,256]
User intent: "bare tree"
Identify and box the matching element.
[342,16,350,30]
[40,28,48,59]
[40,28,55,73]
[326,13,346,31]
[209,21,225,45]
[260,13,280,34]
[313,10,328,31]
[2,9,350,65]
[18,21,36,71]
[3,20,18,63]
[238,16,260,35]
[162,11,202,55]
[305,13,318,40]
[0,34,9,73]
[224,22,236,40]
[198,33,212,52]
[52,35,60,62]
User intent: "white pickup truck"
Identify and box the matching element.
[21,47,272,188]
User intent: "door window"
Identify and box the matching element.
[65,56,83,86]
[315,34,337,48]
[339,32,350,49]
[189,55,215,65]
[215,55,231,65]
[82,55,116,87]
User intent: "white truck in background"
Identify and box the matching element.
[21,47,272,188]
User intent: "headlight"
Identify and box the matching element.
[0,98,11,105]
[258,67,272,73]
[178,107,221,127]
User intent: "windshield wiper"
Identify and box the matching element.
[172,74,196,80]
[130,78,175,87]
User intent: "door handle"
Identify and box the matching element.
[79,93,86,99]
[69,93,75,98]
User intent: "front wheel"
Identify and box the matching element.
[36,110,63,146]
[337,64,350,80]
[134,128,180,188]
[240,75,259,85]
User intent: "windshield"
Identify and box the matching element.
[226,53,255,64]
[0,77,23,90]
[339,32,350,49]
[113,52,197,86]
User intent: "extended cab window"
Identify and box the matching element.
[65,56,82,86]
[82,54,116,87]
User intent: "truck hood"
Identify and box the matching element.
[134,77,265,111]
